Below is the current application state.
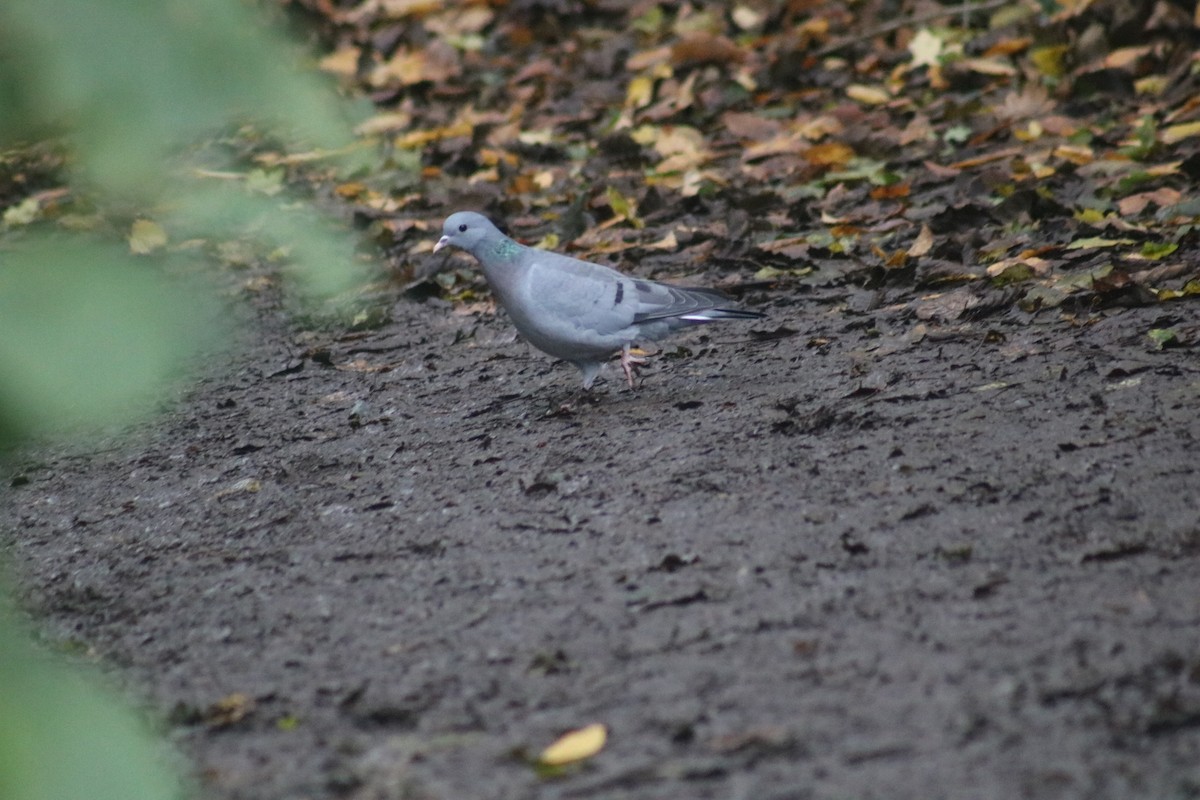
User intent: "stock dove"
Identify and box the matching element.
[433,211,763,389]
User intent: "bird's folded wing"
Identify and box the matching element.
[525,256,640,335]
[629,282,729,323]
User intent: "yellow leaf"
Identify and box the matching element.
[630,124,660,146]
[1161,121,1200,145]
[538,724,607,766]
[625,74,655,110]
[318,46,360,78]
[908,29,942,68]
[1135,75,1168,96]
[803,141,855,168]
[1145,161,1182,176]
[394,121,474,149]
[846,84,890,105]
[1053,143,1093,165]
[605,186,644,229]
[1067,237,1134,250]
[129,219,168,255]
[1029,45,1068,77]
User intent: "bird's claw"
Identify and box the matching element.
[620,345,649,389]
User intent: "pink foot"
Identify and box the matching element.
[620,345,648,389]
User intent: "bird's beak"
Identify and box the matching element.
[433,235,449,254]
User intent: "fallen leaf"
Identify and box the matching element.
[1161,121,1200,145]
[1117,187,1181,216]
[906,225,934,257]
[643,230,679,250]
[1104,45,1153,69]
[950,147,1022,169]
[318,45,360,78]
[538,723,607,766]
[1067,236,1135,249]
[803,141,855,168]
[961,57,1017,76]
[846,84,891,105]
[206,693,255,728]
[1029,45,1069,77]
[370,41,460,87]
[1053,143,1094,165]
[908,29,942,68]
[671,32,745,67]
[982,37,1033,58]
[1147,328,1178,349]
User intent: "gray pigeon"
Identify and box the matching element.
[433,211,764,389]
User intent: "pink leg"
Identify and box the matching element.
[620,344,648,389]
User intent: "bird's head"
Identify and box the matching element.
[434,211,494,255]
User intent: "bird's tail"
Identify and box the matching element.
[679,307,765,322]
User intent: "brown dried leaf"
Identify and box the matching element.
[1117,187,1182,216]
[906,225,934,257]
[671,32,746,67]
[982,37,1033,58]
[370,41,460,87]
[721,111,784,141]
[803,141,854,168]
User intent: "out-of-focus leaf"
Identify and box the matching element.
[245,168,285,197]
[0,0,358,199]
[0,237,220,445]
[0,591,183,800]
[169,183,366,300]
[128,219,168,254]
[2,197,42,226]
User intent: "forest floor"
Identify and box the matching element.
[6,1,1200,799]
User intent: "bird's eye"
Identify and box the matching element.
[458,223,468,232]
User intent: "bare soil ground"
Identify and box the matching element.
[5,281,1200,800]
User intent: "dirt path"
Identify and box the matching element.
[5,286,1200,799]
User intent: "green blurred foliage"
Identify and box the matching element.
[0,238,219,444]
[0,0,371,449]
[0,0,353,197]
[0,1,375,796]
[0,587,186,800]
